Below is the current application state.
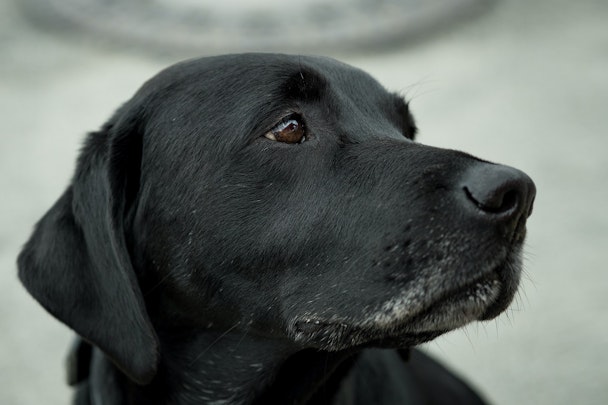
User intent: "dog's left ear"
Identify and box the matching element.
[17,106,159,385]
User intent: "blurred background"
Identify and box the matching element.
[1,0,606,403]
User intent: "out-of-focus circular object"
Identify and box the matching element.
[19,0,495,55]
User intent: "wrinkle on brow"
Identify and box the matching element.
[280,67,327,102]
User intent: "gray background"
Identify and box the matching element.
[1,0,606,404]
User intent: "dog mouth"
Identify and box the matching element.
[288,265,512,351]
[399,272,501,333]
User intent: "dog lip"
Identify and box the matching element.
[404,272,502,333]
[428,272,500,313]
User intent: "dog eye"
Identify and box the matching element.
[264,115,306,144]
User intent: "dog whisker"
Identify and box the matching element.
[399,76,438,101]
[232,324,252,354]
[190,322,241,366]
[461,325,475,351]
[143,271,174,296]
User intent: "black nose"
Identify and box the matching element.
[462,163,536,240]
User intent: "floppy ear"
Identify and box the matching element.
[17,110,159,385]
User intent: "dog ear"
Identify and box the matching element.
[17,109,159,385]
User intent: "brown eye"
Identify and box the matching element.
[264,115,306,144]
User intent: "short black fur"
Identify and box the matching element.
[18,53,535,405]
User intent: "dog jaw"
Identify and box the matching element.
[286,246,523,352]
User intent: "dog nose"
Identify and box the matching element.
[462,163,536,239]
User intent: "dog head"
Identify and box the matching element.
[18,54,535,384]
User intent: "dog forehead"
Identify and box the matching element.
[138,53,386,106]
[130,53,399,141]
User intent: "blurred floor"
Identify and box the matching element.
[1,0,607,404]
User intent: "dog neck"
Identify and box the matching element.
[89,329,357,405]
[162,330,298,404]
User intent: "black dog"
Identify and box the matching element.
[18,54,535,404]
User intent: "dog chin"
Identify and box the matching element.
[399,274,502,333]
[288,251,523,351]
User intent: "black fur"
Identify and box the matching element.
[18,53,535,404]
